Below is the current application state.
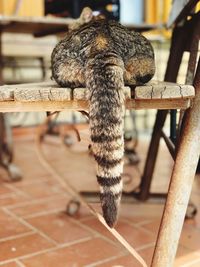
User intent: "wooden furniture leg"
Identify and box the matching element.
[139,13,198,200]
[0,32,22,181]
[139,110,168,200]
[151,59,200,267]
[0,31,3,85]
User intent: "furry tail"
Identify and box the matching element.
[85,53,125,227]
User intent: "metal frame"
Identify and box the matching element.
[139,10,200,201]
[151,57,200,266]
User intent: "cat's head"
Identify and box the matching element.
[80,7,106,23]
[69,7,105,30]
[80,7,94,24]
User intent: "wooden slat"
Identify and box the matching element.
[0,81,195,112]
[135,84,194,99]
[14,87,72,102]
[73,86,131,101]
[0,99,192,113]
[0,82,70,101]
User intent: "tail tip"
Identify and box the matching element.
[100,192,121,228]
[102,206,117,228]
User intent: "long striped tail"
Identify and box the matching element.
[85,54,125,227]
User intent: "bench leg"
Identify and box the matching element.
[151,62,200,267]
[139,110,168,200]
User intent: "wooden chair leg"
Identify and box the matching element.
[139,110,168,200]
[0,113,22,181]
[151,60,200,267]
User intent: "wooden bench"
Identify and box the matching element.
[0,74,199,267]
[0,80,195,112]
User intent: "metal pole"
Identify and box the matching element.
[151,59,200,267]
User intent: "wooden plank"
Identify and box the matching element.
[0,98,192,113]
[0,81,194,112]
[135,84,195,99]
[0,81,195,101]
[0,81,66,101]
[73,86,131,100]
[14,87,72,102]
[126,99,192,110]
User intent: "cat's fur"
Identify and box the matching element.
[51,8,155,227]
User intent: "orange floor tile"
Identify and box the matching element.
[0,126,200,267]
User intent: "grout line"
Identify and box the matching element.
[122,218,158,237]
[2,207,58,246]
[135,219,158,227]
[22,207,65,219]
[182,257,200,267]
[78,215,94,222]
[64,215,126,249]
[58,236,95,249]
[76,216,155,251]
[136,225,157,237]
[0,192,20,200]
[0,231,35,243]
[6,193,68,210]
[61,214,101,238]
[0,236,94,266]
[75,217,134,251]
[11,176,50,187]
[4,183,31,199]
[123,218,157,235]
[8,199,125,251]
[15,259,26,267]
[71,217,113,239]
[136,242,155,251]
[85,251,128,267]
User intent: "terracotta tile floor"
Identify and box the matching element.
[0,126,200,267]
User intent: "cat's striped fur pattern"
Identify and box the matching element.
[51,7,155,227]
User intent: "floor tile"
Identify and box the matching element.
[0,262,19,267]
[179,225,200,250]
[15,181,65,200]
[0,233,54,262]
[0,194,29,208]
[119,202,164,220]
[95,254,144,267]
[96,246,154,267]
[21,237,122,267]
[9,195,69,218]
[25,212,94,244]
[82,217,155,249]
[0,184,14,195]
[174,250,200,267]
[0,129,200,266]
[139,218,161,238]
[0,210,31,240]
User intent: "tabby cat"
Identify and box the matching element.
[51,7,155,227]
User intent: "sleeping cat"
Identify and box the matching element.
[51,7,155,227]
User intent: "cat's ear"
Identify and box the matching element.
[80,7,93,23]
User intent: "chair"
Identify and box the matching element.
[139,3,200,203]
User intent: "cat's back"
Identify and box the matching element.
[52,19,154,65]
